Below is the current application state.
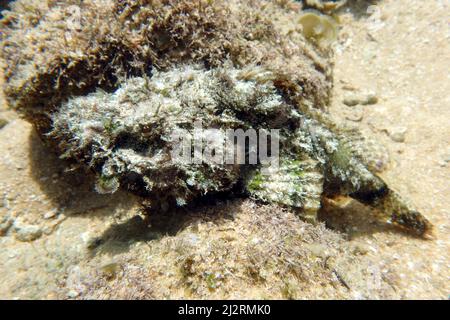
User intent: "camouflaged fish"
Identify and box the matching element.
[0,0,432,237]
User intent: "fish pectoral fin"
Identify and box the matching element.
[245,157,324,222]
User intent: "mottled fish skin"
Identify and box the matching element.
[44,62,432,239]
[294,109,433,238]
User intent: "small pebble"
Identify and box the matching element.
[361,93,379,105]
[43,210,57,219]
[342,84,358,91]
[344,108,364,122]
[343,92,378,107]
[389,127,407,143]
[14,224,43,242]
[343,95,360,107]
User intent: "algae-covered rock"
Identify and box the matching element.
[0,0,332,131]
[0,0,432,237]
[301,0,347,13]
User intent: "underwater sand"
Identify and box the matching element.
[0,0,448,299]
